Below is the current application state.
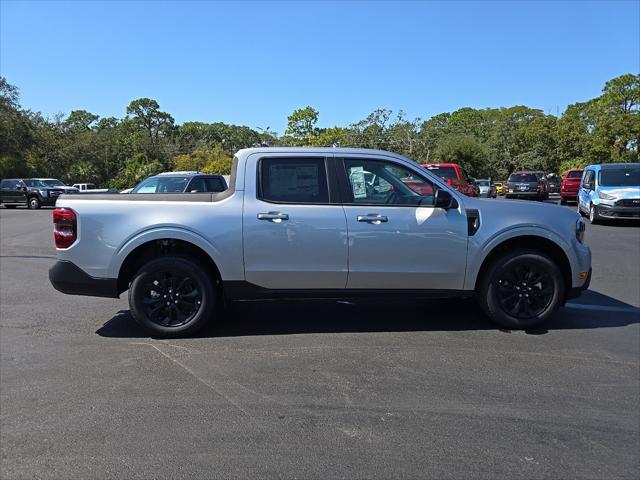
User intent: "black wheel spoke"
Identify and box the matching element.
[140,269,203,328]
[495,259,555,320]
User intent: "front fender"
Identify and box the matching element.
[108,226,223,279]
[463,225,576,291]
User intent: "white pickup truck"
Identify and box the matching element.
[49,147,591,336]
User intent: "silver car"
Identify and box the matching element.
[49,148,592,337]
[476,179,497,198]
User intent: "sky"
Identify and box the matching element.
[1,0,638,133]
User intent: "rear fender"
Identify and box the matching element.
[108,227,222,279]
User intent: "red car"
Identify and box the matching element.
[421,163,478,197]
[560,169,583,205]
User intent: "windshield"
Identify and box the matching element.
[424,166,457,181]
[566,170,583,179]
[600,167,640,187]
[132,176,191,193]
[43,179,65,187]
[508,173,537,182]
[477,180,490,186]
[23,180,49,188]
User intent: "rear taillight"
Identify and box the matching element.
[53,208,77,249]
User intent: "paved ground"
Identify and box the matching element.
[1,201,639,479]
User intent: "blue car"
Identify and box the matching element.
[577,163,640,224]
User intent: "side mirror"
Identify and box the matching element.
[434,189,456,209]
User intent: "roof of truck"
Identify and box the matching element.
[236,147,406,157]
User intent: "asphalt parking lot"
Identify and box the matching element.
[1,200,639,479]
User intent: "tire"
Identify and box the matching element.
[477,249,565,329]
[28,197,41,209]
[128,255,217,337]
[560,198,567,205]
[3,204,17,209]
[588,203,601,225]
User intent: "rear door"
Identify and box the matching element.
[242,154,348,289]
[338,156,469,290]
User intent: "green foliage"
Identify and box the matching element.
[173,144,232,174]
[435,135,489,175]
[0,74,637,187]
[0,155,30,177]
[284,107,319,145]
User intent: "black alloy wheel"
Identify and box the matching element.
[477,249,564,329]
[495,261,553,320]
[141,272,202,327]
[129,255,217,337]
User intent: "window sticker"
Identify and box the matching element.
[349,166,367,199]
[269,164,320,196]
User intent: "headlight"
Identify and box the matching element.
[598,191,616,200]
[576,218,586,243]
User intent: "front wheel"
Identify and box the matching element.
[129,256,217,337]
[28,197,41,209]
[477,249,565,329]
[589,204,601,225]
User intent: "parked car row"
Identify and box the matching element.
[1,172,229,209]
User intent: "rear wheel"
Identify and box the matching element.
[477,249,565,329]
[28,197,41,209]
[128,256,217,337]
[560,198,567,205]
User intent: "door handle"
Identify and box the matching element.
[257,212,289,222]
[357,214,388,224]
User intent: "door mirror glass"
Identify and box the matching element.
[434,189,455,209]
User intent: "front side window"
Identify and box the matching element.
[260,158,329,203]
[344,159,434,206]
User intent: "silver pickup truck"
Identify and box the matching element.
[49,148,592,336]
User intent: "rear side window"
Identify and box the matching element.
[189,177,226,193]
[259,158,329,203]
[1,180,16,188]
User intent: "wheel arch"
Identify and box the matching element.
[113,229,223,294]
[470,234,572,300]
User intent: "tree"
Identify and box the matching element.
[284,106,319,145]
[435,135,489,177]
[126,98,175,141]
[65,110,99,130]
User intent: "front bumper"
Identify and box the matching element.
[596,204,640,219]
[49,260,119,298]
[566,267,592,300]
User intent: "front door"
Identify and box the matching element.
[578,169,595,213]
[338,157,469,290]
[243,155,348,289]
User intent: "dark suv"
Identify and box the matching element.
[0,178,75,209]
[130,172,228,194]
[506,171,548,201]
